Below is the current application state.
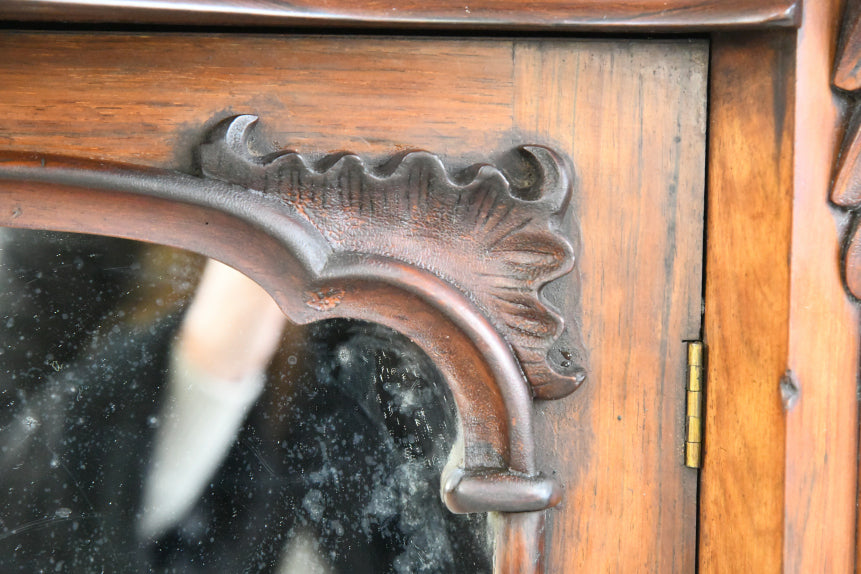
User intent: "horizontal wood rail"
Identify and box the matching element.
[0,0,800,31]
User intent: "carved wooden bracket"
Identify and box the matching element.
[202,115,587,400]
[0,115,585,573]
[833,0,861,298]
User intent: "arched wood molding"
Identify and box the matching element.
[0,114,585,572]
[833,0,861,298]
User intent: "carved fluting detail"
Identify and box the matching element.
[200,115,586,398]
[833,0,861,298]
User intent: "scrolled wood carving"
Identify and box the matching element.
[0,115,586,573]
[202,115,587,400]
[833,0,861,298]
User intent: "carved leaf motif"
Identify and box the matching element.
[833,109,861,207]
[833,0,861,300]
[199,115,586,398]
[490,231,571,283]
[844,221,861,297]
[835,0,861,92]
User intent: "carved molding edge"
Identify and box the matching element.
[202,115,587,400]
[833,0,861,298]
[0,114,586,554]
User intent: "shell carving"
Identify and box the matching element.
[200,115,586,398]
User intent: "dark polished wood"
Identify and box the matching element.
[0,0,800,31]
[200,114,586,400]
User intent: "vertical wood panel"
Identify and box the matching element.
[514,40,707,573]
[785,0,859,569]
[700,31,795,574]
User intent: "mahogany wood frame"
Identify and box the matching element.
[2,0,861,573]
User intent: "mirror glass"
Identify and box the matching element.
[0,228,491,573]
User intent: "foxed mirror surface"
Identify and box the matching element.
[0,228,491,573]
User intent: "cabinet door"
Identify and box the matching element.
[0,33,706,572]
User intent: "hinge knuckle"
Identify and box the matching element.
[685,341,704,469]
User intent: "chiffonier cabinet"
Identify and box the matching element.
[0,1,858,573]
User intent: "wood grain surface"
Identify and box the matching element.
[830,0,861,567]
[701,0,861,571]
[0,32,707,571]
[0,0,799,31]
[699,32,795,573]
[512,40,706,573]
[785,0,859,570]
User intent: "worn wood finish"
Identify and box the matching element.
[0,33,707,571]
[702,1,861,571]
[0,0,800,31]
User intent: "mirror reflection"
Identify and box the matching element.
[0,229,491,573]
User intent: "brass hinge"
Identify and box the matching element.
[685,341,704,469]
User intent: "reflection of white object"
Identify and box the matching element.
[277,528,334,574]
[138,344,265,539]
